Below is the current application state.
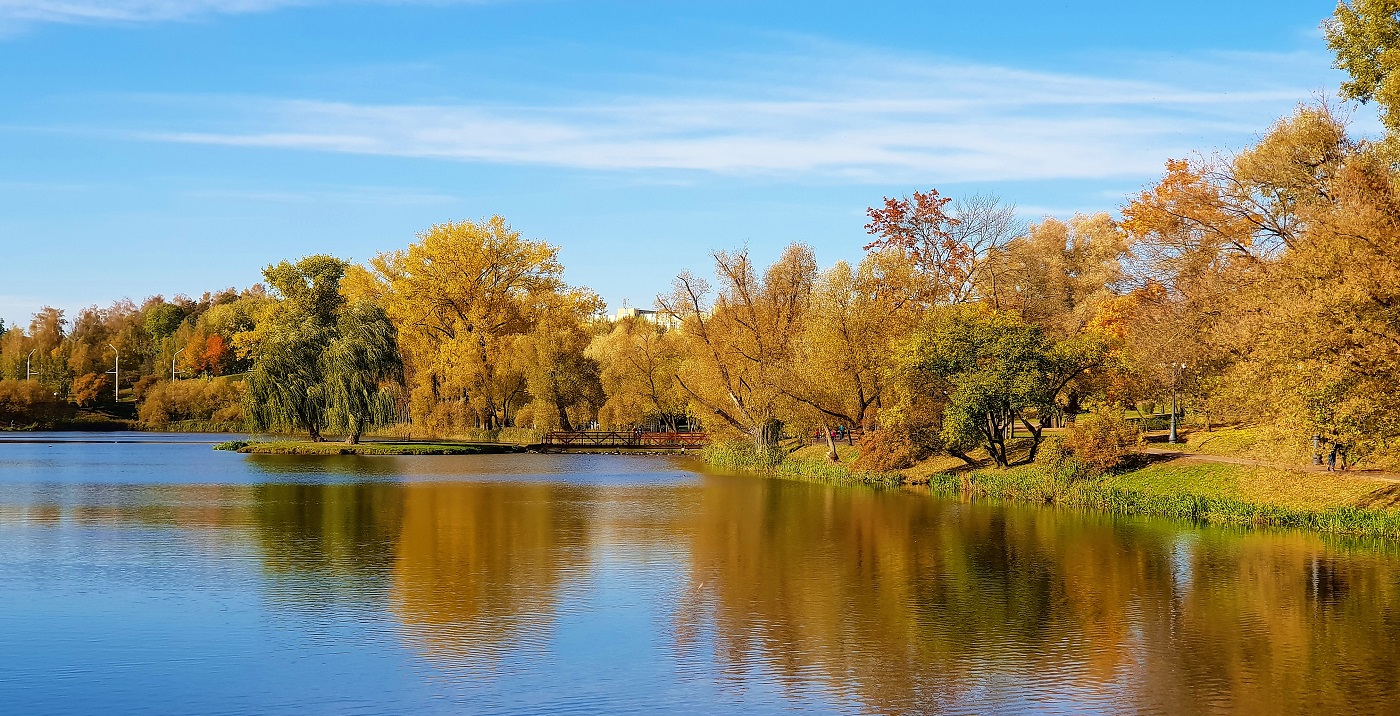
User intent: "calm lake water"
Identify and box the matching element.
[2,433,1399,715]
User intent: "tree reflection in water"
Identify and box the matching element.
[680,473,1400,715]
[252,482,405,605]
[226,458,1400,713]
[389,482,593,665]
[246,466,595,667]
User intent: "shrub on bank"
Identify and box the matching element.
[139,377,244,428]
[1063,411,1142,472]
[852,429,926,472]
[365,424,546,445]
[0,380,75,426]
[453,427,546,445]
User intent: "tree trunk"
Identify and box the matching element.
[990,449,1009,468]
[949,448,978,467]
[346,418,363,445]
[1064,390,1082,425]
[309,423,323,442]
[1021,416,1044,464]
[551,379,573,432]
[985,434,1008,468]
[982,413,1009,467]
[822,422,839,462]
[753,419,782,447]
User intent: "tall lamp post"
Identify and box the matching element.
[1168,363,1187,444]
[172,347,186,380]
[107,343,120,403]
[26,348,36,381]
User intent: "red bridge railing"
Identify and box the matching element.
[542,431,710,448]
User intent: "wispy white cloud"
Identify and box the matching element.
[0,0,489,24]
[182,186,459,205]
[122,48,1336,184]
[0,0,311,23]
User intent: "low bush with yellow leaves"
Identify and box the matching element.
[852,428,926,472]
[138,377,244,427]
[1061,411,1143,473]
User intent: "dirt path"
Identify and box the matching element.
[1141,447,1400,483]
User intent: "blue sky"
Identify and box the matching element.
[0,1,1373,327]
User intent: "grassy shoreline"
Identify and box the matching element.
[924,461,1400,538]
[214,440,525,456]
[704,441,1400,539]
[702,441,902,486]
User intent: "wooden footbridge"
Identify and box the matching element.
[538,431,710,451]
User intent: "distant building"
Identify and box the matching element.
[613,305,680,329]
[614,306,658,321]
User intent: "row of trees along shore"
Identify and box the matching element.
[3,2,1400,467]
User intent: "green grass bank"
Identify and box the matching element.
[703,439,1400,539]
[926,460,1400,538]
[702,441,902,486]
[215,440,525,456]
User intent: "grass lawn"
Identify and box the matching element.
[702,430,1400,537]
[1172,425,1265,455]
[925,456,1400,538]
[1101,460,1396,511]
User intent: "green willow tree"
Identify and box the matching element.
[322,301,403,444]
[245,256,402,443]
[898,307,1105,467]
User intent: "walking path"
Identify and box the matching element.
[1141,446,1400,483]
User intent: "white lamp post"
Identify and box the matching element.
[1168,363,1187,444]
[26,348,36,381]
[107,343,120,402]
[172,347,186,380]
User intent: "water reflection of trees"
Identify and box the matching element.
[1146,533,1400,714]
[247,478,595,664]
[390,482,593,664]
[683,475,1400,714]
[253,483,405,577]
[78,467,1400,712]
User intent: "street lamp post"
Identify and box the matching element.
[172,348,186,380]
[107,344,120,403]
[1168,363,1187,444]
[26,348,36,381]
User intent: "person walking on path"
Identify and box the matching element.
[1328,442,1339,472]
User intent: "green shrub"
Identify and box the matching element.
[702,440,787,471]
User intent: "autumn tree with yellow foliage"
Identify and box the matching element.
[586,316,688,431]
[657,245,816,446]
[352,216,584,433]
[1114,103,1400,462]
